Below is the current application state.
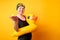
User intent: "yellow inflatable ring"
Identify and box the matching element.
[11,14,37,37]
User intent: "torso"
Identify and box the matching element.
[18,17,32,40]
[18,17,29,28]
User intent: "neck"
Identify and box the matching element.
[18,13,23,16]
[17,13,25,18]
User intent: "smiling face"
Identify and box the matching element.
[16,3,25,15]
[18,6,25,15]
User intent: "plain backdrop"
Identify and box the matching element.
[0,0,60,40]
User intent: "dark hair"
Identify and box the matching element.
[16,3,25,10]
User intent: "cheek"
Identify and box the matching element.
[18,8,20,11]
[18,9,24,12]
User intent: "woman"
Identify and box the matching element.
[10,3,32,40]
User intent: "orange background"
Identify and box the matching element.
[0,0,60,40]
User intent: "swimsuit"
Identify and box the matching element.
[18,18,32,40]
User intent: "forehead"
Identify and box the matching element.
[19,6,24,8]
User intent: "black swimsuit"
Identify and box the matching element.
[18,18,32,40]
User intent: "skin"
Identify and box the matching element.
[10,6,25,32]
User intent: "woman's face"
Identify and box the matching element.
[18,6,25,15]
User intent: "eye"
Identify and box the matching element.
[28,16,30,19]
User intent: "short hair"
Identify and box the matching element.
[16,3,25,10]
